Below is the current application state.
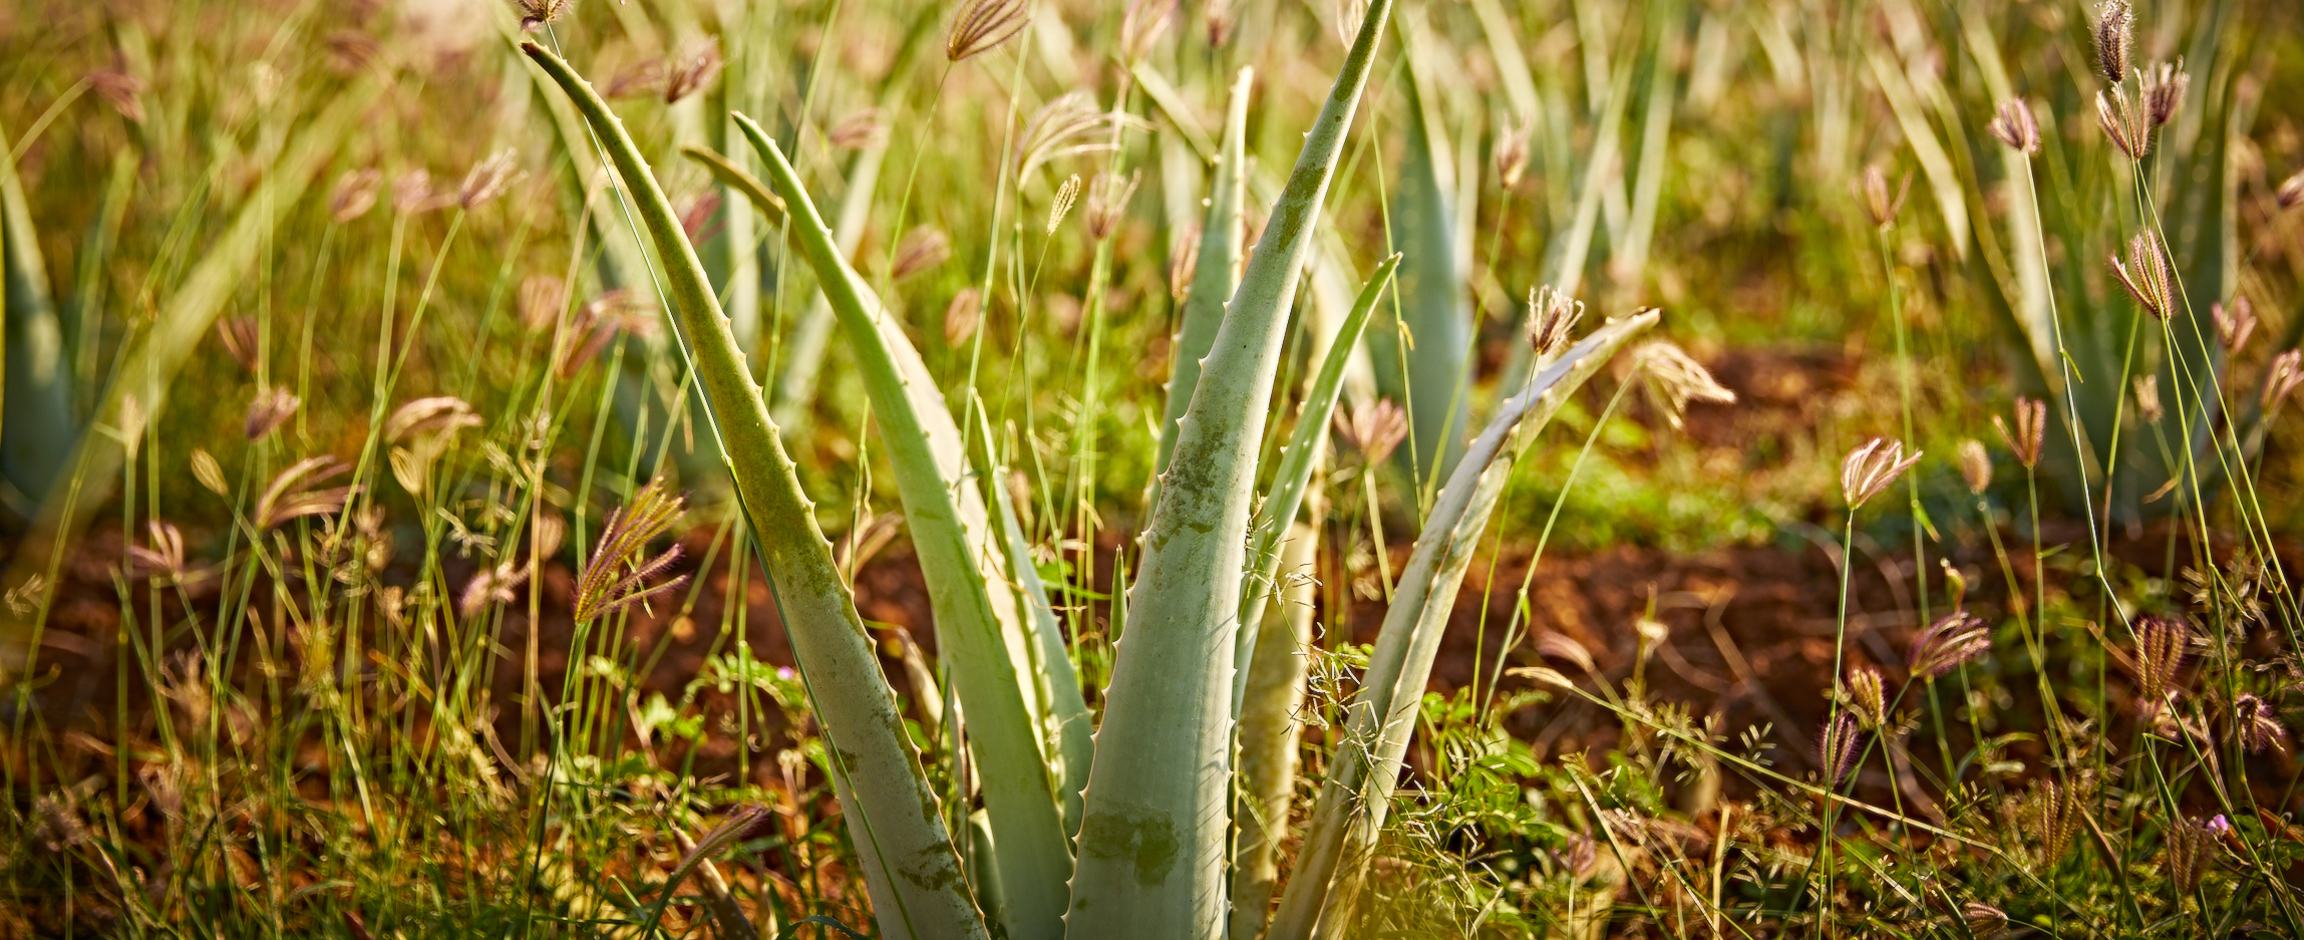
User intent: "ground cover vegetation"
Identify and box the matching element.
[5,0,2304,936]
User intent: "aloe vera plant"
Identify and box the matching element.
[1368,21,1472,487]
[525,0,1658,932]
[1,117,75,513]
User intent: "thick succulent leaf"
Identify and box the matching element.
[738,113,1076,940]
[1,76,385,668]
[1266,310,1660,940]
[1368,24,1472,487]
[0,116,74,507]
[1151,68,1253,501]
[1231,253,1399,711]
[520,43,987,940]
[1062,1,1395,936]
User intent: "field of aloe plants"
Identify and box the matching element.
[7,0,2304,936]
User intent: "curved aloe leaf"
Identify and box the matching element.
[1266,310,1660,940]
[1,117,74,510]
[1064,1,1394,935]
[520,43,986,940]
[1229,519,1321,940]
[1368,24,1471,487]
[1150,67,1253,499]
[1231,253,1399,711]
[1,76,384,669]
[737,113,1076,940]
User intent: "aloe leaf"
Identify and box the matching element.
[1368,28,1471,487]
[1232,253,1399,711]
[683,144,786,220]
[519,43,987,940]
[1151,67,1253,499]
[1063,1,1394,934]
[0,116,74,510]
[0,76,385,669]
[971,402,1095,840]
[737,112,1076,940]
[1266,310,1660,940]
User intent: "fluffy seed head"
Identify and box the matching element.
[1840,437,1921,509]
[1956,439,1992,494]
[393,169,439,215]
[1120,0,1176,63]
[2109,231,2174,319]
[2141,60,2189,128]
[128,520,189,581]
[386,397,482,443]
[513,0,574,32]
[662,40,723,104]
[1857,163,1910,229]
[1524,285,1585,358]
[1988,98,2041,154]
[2133,614,2191,721]
[329,168,383,223]
[1084,170,1141,241]
[2135,375,2164,424]
[2094,1,2133,84]
[2234,693,2287,754]
[1494,114,1533,189]
[1909,611,1991,679]
[1629,341,1737,430]
[947,0,1031,63]
[1994,397,2046,469]
[944,288,982,346]
[255,457,355,529]
[2263,350,2304,410]
[576,479,691,624]
[2096,88,2152,159]
[1018,92,1118,180]
[890,226,951,281]
[2164,816,2215,893]
[459,563,529,618]
[1333,398,1409,466]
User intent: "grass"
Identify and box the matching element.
[7,0,2304,936]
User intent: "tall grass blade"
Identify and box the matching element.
[737,112,1077,940]
[519,42,988,940]
[1065,0,1394,934]
[0,76,385,670]
[1152,67,1253,502]
[1266,309,1660,940]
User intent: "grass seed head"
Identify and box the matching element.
[2026,777,2090,865]
[513,0,574,32]
[216,316,261,373]
[1167,226,1200,301]
[87,69,147,123]
[329,167,384,223]
[1961,903,2008,933]
[1987,98,2041,154]
[393,169,441,215]
[1839,436,1920,509]
[386,396,482,443]
[1493,114,1533,190]
[1993,397,2046,468]
[1084,170,1141,241]
[947,0,1031,63]
[1847,667,1886,729]
[128,520,188,581]
[459,563,529,618]
[1046,174,1082,235]
[1334,398,1409,466]
[662,39,723,104]
[2279,169,2304,210]
[891,226,951,281]
[1908,611,1991,679]
[2234,693,2287,754]
[2094,0,2133,85]
[2133,614,2191,721]
[244,387,300,441]
[827,108,890,150]
[1856,163,1909,229]
[1019,92,1117,180]
[1629,341,1736,430]
[2109,230,2174,318]
[256,457,355,529]
[458,149,525,210]
[2096,87,2153,159]
[1120,0,1176,63]
[1818,713,1862,786]
[2135,374,2164,423]
[2263,349,2303,410]
[518,274,569,333]
[2164,816,2215,893]
[1956,439,1991,494]
[576,479,690,624]
[1535,631,1597,675]
[2141,60,2189,128]
[2214,295,2258,354]
[1524,285,1585,357]
[943,288,982,346]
